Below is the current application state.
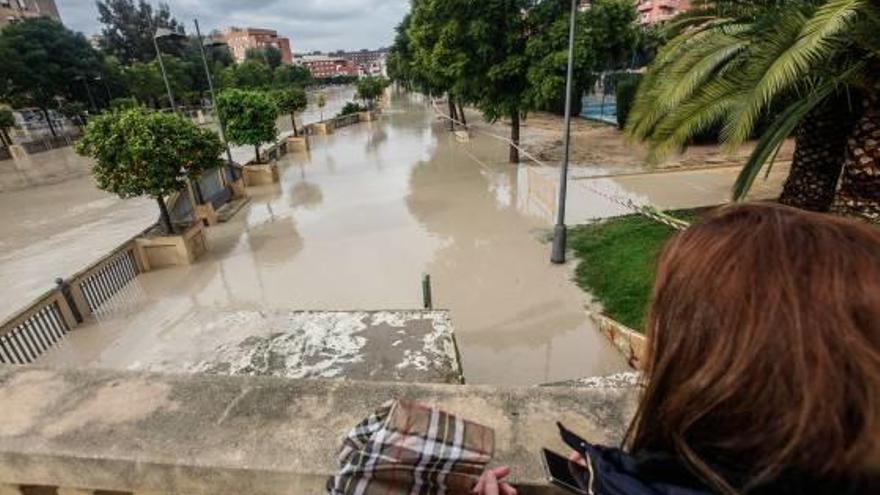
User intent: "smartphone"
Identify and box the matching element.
[540,448,594,495]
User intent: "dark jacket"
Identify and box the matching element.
[583,442,880,495]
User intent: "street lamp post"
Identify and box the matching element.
[551,0,579,264]
[152,27,185,112]
[193,18,234,165]
[76,76,97,113]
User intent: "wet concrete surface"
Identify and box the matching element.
[41,309,463,384]
[16,91,788,385]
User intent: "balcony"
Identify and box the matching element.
[0,365,637,494]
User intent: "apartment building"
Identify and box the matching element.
[0,0,61,28]
[222,27,293,65]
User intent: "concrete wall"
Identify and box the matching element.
[0,366,637,494]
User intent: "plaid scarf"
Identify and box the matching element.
[328,399,495,495]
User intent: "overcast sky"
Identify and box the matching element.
[57,0,409,52]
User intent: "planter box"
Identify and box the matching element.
[135,223,207,271]
[230,177,247,199]
[287,136,310,152]
[312,122,334,135]
[194,203,219,226]
[9,145,27,161]
[242,162,280,186]
[358,111,376,122]
[454,130,470,143]
[589,312,646,369]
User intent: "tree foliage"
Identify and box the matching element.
[76,107,222,198]
[274,64,313,88]
[96,0,185,65]
[356,76,390,109]
[219,59,273,90]
[246,46,283,69]
[75,107,223,231]
[271,87,308,136]
[0,17,104,131]
[216,89,277,162]
[625,0,879,206]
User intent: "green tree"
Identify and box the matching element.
[0,18,104,136]
[217,89,277,163]
[123,61,164,106]
[271,88,308,136]
[0,106,14,148]
[316,92,327,121]
[60,102,88,129]
[246,46,283,69]
[96,0,185,65]
[75,107,223,234]
[626,0,880,220]
[219,59,273,90]
[274,64,313,88]
[356,76,390,109]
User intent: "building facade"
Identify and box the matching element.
[297,55,360,79]
[222,27,293,65]
[0,0,61,28]
[636,0,690,24]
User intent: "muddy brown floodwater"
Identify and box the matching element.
[37,91,630,385]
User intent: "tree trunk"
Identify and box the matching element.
[0,127,10,148]
[509,111,521,163]
[291,114,298,137]
[157,196,175,235]
[40,108,57,137]
[832,91,880,222]
[458,101,467,128]
[779,97,859,211]
[254,144,261,164]
[447,98,456,131]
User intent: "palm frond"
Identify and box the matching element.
[732,63,864,200]
[723,0,864,145]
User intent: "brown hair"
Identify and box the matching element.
[626,203,880,493]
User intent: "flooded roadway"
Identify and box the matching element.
[38,92,630,384]
[23,90,787,384]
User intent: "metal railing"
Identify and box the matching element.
[77,246,141,313]
[0,293,73,364]
[0,234,147,364]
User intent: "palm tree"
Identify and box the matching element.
[626,0,879,220]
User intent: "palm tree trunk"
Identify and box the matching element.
[779,97,858,211]
[832,91,880,222]
[509,111,520,163]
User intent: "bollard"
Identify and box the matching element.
[422,274,433,310]
[55,277,83,324]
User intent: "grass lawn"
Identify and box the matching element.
[569,210,700,331]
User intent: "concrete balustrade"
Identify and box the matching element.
[0,366,637,495]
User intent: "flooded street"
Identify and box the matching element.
[0,171,154,322]
[38,92,631,384]
[17,91,787,384]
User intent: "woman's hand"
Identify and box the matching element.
[472,466,517,495]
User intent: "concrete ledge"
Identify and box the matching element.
[589,312,646,369]
[0,366,636,494]
[312,122,334,135]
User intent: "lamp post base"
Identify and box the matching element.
[551,224,567,264]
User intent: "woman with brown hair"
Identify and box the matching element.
[476,203,880,494]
